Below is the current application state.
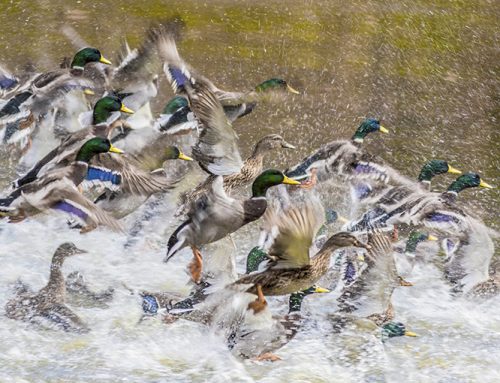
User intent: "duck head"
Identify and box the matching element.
[446,172,493,195]
[75,137,123,163]
[418,160,461,183]
[253,134,296,155]
[351,118,388,144]
[288,285,330,313]
[381,321,417,340]
[54,242,87,258]
[251,169,301,198]
[254,78,299,94]
[163,146,193,161]
[246,246,268,274]
[163,96,189,114]
[405,231,438,256]
[70,47,112,70]
[92,95,134,125]
[322,232,370,251]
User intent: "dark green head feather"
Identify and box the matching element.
[405,231,432,254]
[71,47,108,69]
[246,246,268,274]
[351,118,386,142]
[75,137,120,163]
[92,96,123,125]
[381,321,417,340]
[163,96,189,114]
[289,285,329,313]
[447,172,492,194]
[251,169,299,198]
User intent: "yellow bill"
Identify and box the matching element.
[379,126,389,133]
[479,180,493,189]
[99,55,112,65]
[109,145,124,154]
[282,175,301,185]
[404,331,418,337]
[83,88,95,96]
[337,215,349,224]
[120,104,134,114]
[286,84,300,94]
[428,234,438,241]
[447,165,461,175]
[314,287,330,293]
[178,152,193,161]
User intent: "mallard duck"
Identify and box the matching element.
[158,33,298,130]
[5,243,90,332]
[227,285,329,361]
[0,137,124,232]
[352,159,462,206]
[154,96,197,134]
[349,173,493,233]
[380,322,417,341]
[165,169,300,283]
[392,230,439,277]
[176,134,296,215]
[285,118,389,184]
[13,95,134,188]
[232,199,369,305]
[90,146,193,218]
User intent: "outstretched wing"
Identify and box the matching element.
[88,153,176,196]
[187,80,243,175]
[267,197,325,269]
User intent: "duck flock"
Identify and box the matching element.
[0,22,497,363]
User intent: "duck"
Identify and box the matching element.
[392,230,439,277]
[176,134,296,216]
[348,159,461,232]
[349,173,493,233]
[329,231,417,340]
[232,198,369,307]
[285,118,389,185]
[13,95,134,188]
[5,242,90,333]
[0,137,124,232]
[165,169,300,284]
[90,145,193,218]
[0,48,110,148]
[158,33,299,133]
[154,96,197,134]
[227,285,330,361]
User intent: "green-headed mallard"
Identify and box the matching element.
[177,134,296,215]
[13,95,134,188]
[232,198,369,303]
[165,169,300,283]
[285,118,389,183]
[90,146,193,218]
[5,242,90,333]
[348,160,462,233]
[158,33,299,132]
[0,137,124,232]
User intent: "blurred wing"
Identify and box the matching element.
[50,186,124,232]
[90,153,176,195]
[188,80,243,175]
[268,197,325,269]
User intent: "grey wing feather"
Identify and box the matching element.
[187,80,243,175]
[267,197,325,269]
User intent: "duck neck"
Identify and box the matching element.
[288,293,305,313]
[251,181,272,198]
[45,254,66,298]
[312,246,340,275]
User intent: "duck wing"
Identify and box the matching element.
[40,303,89,333]
[85,153,176,196]
[187,79,243,175]
[266,197,325,269]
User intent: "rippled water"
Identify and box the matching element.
[0,1,499,382]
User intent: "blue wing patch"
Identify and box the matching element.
[164,64,191,94]
[427,213,460,224]
[142,295,159,315]
[53,200,88,221]
[85,166,122,190]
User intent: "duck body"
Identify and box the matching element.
[233,199,368,296]
[1,137,124,232]
[286,119,389,183]
[5,243,89,332]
